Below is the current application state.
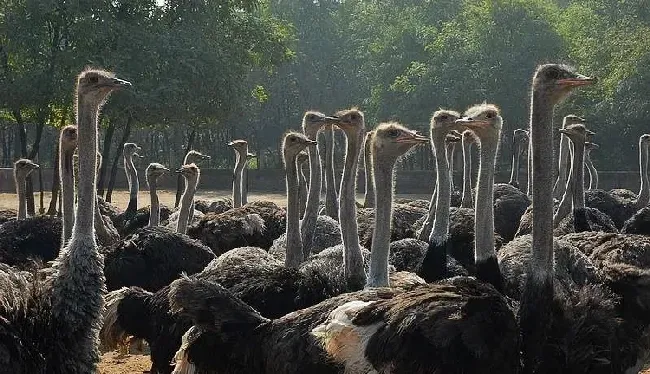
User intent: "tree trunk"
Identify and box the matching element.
[98,119,115,197]
[106,116,133,203]
[174,129,196,208]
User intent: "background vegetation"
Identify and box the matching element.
[1,0,649,209]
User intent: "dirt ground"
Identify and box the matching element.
[98,351,152,374]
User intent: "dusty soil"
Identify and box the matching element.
[98,351,151,374]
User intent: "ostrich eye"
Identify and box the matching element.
[388,129,401,138]
[547,69,561,80]
[307,114,316,120]
[88,76,99,84]
[350,113,359,120]
[439,115,448,120]
[486,112,494,118]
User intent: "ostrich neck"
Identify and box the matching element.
[568,139,586,209]
[177,176,197,234]
[585,150,598,189]
[233,150,245,207]
[367,154,394,287]
[461,140,473,208]
[363,136,375,208]
[474,139,497,262]
[530,90,555,280]
[509,140,521,185]
[430,132,451,243]
[74,104,98,238]
[526,144,532,196]
[15,174,26,219]
[339,129,366,290]
[124,153,138,211]
[447,143,456,190]
[554,132,571,198]
[148,179,160,227]
[300,130,321,256]
[298,164,308,217]
[324,127,338,217]
[638,143,649,207]
[61,148,76,242]
[285,156,303,268]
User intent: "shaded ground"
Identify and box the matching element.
[99,351,151,374]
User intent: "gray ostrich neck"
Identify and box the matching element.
[429,132,451,243]
[177,176,197,234]
[474,139,497,262]
[367,154,395,287]
[233,150,245,207]
[569,138,586,209]
[363,136,375,208]
[61,147,76,242]
[340,129,366,290]
[74,105,98,238]
[285,156,303,268]
[638,143,649,207]
[526,145,532,196]
[447,143,456,190]
[530,90,555,280]
[554,132,570,199]
[124,152,138,211]
[15,173,26,219]
[461,140,473,208]
[324,127,338,217]
[509,140,521,186]
[300,130,321,256]
[585,150,598,189]
[148,178,160,227]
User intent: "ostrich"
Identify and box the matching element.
[123,142,142,214]
[322,124,339,219]
[456,103,504,290]
[93,152,121,247]
[366,123,429,287]
[585,141,599,190]
[14,159,40,220]
[175,163,200,235]
[0,69,130,373]
[297,151,309,218]
[460,130,475,208]
[59,125,77,243]
[301,111,338,256]
[446,131,461,193]
[363,130,375,208]
[553,115,585,199]
[553,124,595,225]
[584,134,649,229]
[0,159,62,268]
[242,152,255,205]
[417,109,465,281]
[282,132,317,268]
[229,139,251,208]
[508,128,528,189]
[146,163,169,227]
[417,110,462,242]
[178,150,211,211]
[507,64,639,373]
[553,125,616,234]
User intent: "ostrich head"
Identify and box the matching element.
[641,134,650,147]
[228,140,249,154]
[146,163,170,185]
[14,158,40,180]
[282,132,317,166]
[123,142,142,158]
[185,150,211,164]
[558,123,594,143]
[76,69,130,108]
[60,125,78,152]
[445,131,462,145]
[330,108,365,139]
[431,109,462,135]
[372,122,429,163]
[176,163,200,181]
[456,103,503,142]
[462,130,477,144]
[302,111,339,139]
[562,114,586,127]
[514,128,529,145]
[532,64,595,104]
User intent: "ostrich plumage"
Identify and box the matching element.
[357,204,428,248]
[103,226,215,292]
[622,206,650,235]
[269,215,342,262]
[0,216,62,269]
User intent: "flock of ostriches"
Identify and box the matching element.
[1,65,650,374]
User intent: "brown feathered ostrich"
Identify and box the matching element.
[229,139,251,208]
[175,163,200,235]
[553,115,586,199]
[0,69,130,373]
[14,159,40,220]
[146,163,170,227]
[59,125,77,244]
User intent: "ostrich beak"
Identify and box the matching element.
[175,168,183,173]
[227,142,234,147]
[247,153,256,158]
[306,140,318,146]
[323,116,340,124]
[33,164,40,169]
[586,129,595,136]
[396,131,429,144]
[202,155,211,160]
[558,74,595,87]
[455,117,490,129]
[110,77,132,88]
[558,129,570,135]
